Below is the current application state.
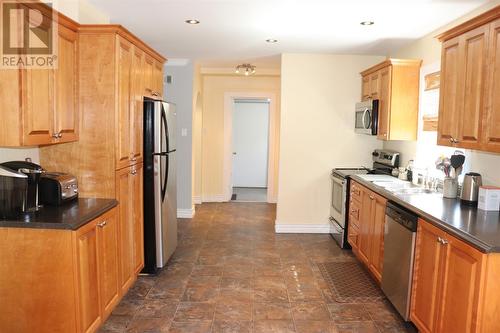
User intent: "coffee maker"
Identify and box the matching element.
[0,166,29,219]
[0,161,45,215]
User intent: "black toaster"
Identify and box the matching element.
[39,172,78,205]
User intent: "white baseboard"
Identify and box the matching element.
[274,222,333,234]
[201,194,226,202]
[193,196,202,204]
[177,208,195,218]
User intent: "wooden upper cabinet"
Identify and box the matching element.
[483,18,500,152]
[378,66,392,140]
[131,47,144,164]
[54,25,79,143]
[1,16,79,147]
[22,69,54,145]
[360,59,421,141]
[153,60,164,97]
[361,76,370,101]
[437,7,500,153]
[437,37,461,146]
[116,37,133,170]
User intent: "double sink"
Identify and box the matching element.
[357,174,435,195]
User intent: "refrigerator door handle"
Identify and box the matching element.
[152,150,176,156]
[161,154,169,202]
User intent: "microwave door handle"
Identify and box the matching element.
[361,108,370,129]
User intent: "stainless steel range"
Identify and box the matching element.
[329,149,400,248]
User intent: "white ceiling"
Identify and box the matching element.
[88,0,490,68]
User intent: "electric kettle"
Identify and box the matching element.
[460,172,482,205]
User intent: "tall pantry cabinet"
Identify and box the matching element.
[40,25,166,294]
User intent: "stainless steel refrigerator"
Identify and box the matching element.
[142,98,178,274]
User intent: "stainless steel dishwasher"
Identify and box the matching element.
[381,201,418,321]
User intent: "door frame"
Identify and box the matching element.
[223,92,278,203]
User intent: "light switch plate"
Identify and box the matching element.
[181,128,188,137]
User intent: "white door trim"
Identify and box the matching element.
[223,92,278,203]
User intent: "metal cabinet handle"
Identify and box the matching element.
[130,169,137,175]
[52,132,62,139]
[369,195,375,200]
[437,237,442,243]
[449,137,459,144]
[441,238,449,245]
[130,156,137,162]
[97,220,107,228]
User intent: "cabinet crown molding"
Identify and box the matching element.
[436,5,500,42]
[360,58,422,76]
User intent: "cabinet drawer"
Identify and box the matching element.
[347,224,359,250]
[350,182,362,202]
[348,200,361,227]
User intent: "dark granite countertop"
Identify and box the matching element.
[351,175,500,253]
[0,198,118,230]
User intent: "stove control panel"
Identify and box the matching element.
[372,149,400,167]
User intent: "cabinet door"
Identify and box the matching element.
[370,71,380,100]
[132,164,144,274]
[378,66,392,140]
[74,221,101,333]
[22,69,54,145]
[368,194,386,283]
[347,224,360,251]
[456,25,489,149]
[410,220,445,333]
[96,209,120,320]
[436,233,484,333]
[143,54,155,97]
[116,37,133,170]
[153,60,164,97]
[483,19,500,152]
[357,188,373,265]
[54,25,78,143]
[116,167,135,293]
[361,76,370,101]
[130,47,144,163]
[438,36,461,146]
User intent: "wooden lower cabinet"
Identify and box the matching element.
[411,219,500,333]
[116,163,144,292]
[348,181,387,284]
[0,206,140,333]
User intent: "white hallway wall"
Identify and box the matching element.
[0,0,109,164]
[164,63,195,218]
[232,100,270,188]
[276,54,385,233]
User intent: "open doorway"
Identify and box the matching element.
[231,99,270,202]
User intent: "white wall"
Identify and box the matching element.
[232,101,269,188]
[384,0,500,186]
[276,54,385,230]
[164,63,195,217]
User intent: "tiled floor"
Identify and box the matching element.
[232,187,268,202]
[99,203,415,333]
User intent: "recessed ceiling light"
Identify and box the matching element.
[360,21,374,26]
[185,19,200,25]
[266,38,278,43]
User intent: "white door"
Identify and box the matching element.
[232,100,269,188]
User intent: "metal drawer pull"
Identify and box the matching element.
[131,170,137,175]
[97,221,107,228]
[441,238,448,245]
[369,195,374,200]
[437,237,442,243]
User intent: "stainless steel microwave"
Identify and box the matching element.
[355,100,378,135]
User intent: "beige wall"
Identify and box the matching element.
[192,64,204,203]
[199,74,281,201]
[276,54,385,228]
[384,0,500,186]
